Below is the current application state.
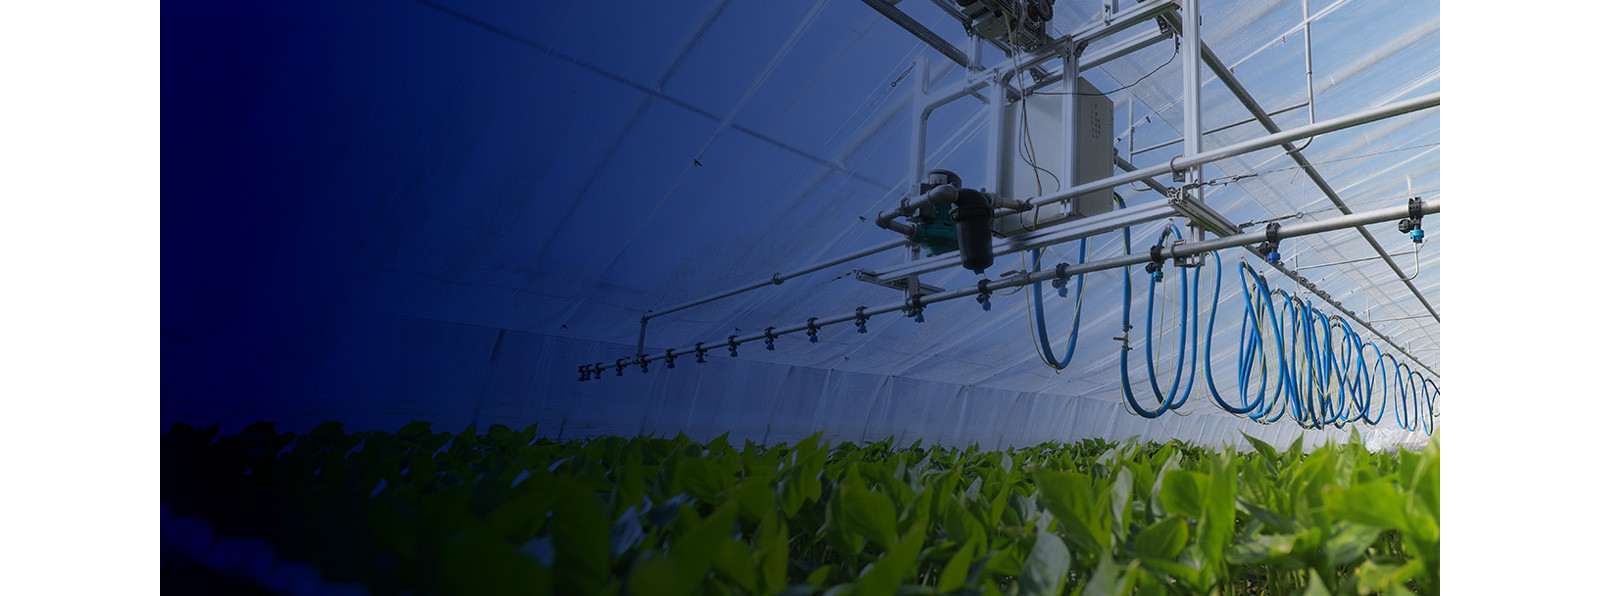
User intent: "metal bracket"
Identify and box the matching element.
[1167,187,1243,236]
[855,270,947,294]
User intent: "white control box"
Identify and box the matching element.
[992,78,1114,237]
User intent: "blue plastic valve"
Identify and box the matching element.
[809,333,818,343]
[1409,229,1424,243]
[1057,285,1069,298]
[914,312,925,323]
[1267,252,1281,264]
[856,323,867,334]
[981,300,991,311]
[1152,270,1164,283]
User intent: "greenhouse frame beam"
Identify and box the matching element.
[1164,16,1442,323]
[860,0,971,69]
[587,198,1441,378]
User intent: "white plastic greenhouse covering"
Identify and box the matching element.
[162,0,1440,452]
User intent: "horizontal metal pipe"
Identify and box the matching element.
[643,237,909,321]
[1293,249,1414,271]
[866,198,1177,281]
[1367,314,1433,323]
[590,199,1440,376]
[1173,199,1438,257]
[888,93,1437,220]
[1025,92,1440,210]
[1129,102,1308,156]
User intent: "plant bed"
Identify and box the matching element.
[161,421,1438,595]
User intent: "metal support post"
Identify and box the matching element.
[908,58,929,198]
[1059,44,1081,216]
[1180,0,1203,199]
[988,72,1007,192]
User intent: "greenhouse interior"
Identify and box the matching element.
[100,0,1562,592]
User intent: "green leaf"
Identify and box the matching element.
[1158,470,1207,520]
[1324,522,1385,567]
[549,480,613,595]
[1017,531,1071,596]
[937,539,978,593]
[1225,533,1298,566]
[1197,457,1237,570]
[1080,554,1130,596]
[397,420,432,436]
[836,479,900,550]
[942,502,988,555]
[756,509,790,596]
[727,474,776,524]
[851,519,926,595]
[678,457,737,501]
[806,565,836,586]
[1355,559,1423,593]
[1132,516,1188,560]
[1324,482,1408,530]
[713,537,760,593]
[1034,468,1104,551]
[628,552,690,596]
[1302,568,1333,596]
[487,423,512,441]
[1241,432,1279,473]
[1236,498,1296,534]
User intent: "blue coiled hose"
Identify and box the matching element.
[1084,207,1439,433]
[1027,242,1086,370]
[1119,223,1200,418]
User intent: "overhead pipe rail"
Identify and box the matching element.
[1107,158,1437,377]
[582,198,1439,380]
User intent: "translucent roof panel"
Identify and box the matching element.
[163,0,1440,449]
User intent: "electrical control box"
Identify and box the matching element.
[992,78,1114,238]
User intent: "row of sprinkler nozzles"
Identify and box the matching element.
[579,282,1053,380]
